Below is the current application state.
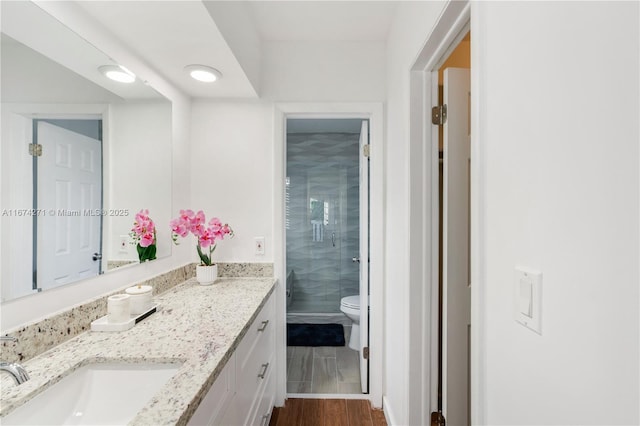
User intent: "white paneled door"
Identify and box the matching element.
[442,67,471,426]
[37,121,102,290]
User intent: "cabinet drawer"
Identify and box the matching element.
[236,295,274,366]
[236,348,274,424]
[235,294,275,425]
[248,362,275,426]
[188,354,236,426]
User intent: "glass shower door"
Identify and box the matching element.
[286,130,360,315]
[304,168,344,313]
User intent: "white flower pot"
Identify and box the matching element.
[196,264,218,285]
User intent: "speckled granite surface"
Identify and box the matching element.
[0,264,196,364]
[0,277,276,425]
[217,262,273,278]
[0,263,272,364]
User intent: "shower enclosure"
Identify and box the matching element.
[285,119,361,322]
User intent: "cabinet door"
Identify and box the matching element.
[188,354,236,426]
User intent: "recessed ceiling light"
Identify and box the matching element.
[184,65,222,83]
[98,65,136,83]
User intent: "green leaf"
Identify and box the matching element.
[137,244,157,262]
[147,244,157,260]
[196,244,211,266]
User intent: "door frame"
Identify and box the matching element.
[407,1,486,425]
[273,103,384,408]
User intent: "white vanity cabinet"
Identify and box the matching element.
[189,292,276,426]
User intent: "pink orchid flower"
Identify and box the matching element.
[140,232,155,247]
[170,217,189,238]
[170,210,234,266]
[190,210,207,237]
[199,229,215,248]
[131,209,156,244]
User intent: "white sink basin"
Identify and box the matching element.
[2,362,181,425]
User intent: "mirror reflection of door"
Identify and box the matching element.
[35,120,103,291]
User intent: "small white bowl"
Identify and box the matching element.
[125,285,153,315]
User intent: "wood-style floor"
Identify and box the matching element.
[270,399,387,426]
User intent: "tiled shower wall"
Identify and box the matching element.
[286,132,360,313]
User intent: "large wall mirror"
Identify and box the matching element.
[0,1,173,302]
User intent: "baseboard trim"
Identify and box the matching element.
[383,396,398,426]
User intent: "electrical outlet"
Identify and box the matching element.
[119,235,129,254]
[255,237,265,255]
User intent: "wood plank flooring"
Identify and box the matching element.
[270,399,387,426]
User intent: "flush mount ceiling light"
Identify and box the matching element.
[184,65,222,83]
[98,65,136,83]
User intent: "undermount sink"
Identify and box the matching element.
[2,362,181,425]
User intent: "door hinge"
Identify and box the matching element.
[29,143,42,157]
[363,144,370,158]
[431,411,446,426]
[363,346,370,360]
[431,105,447,125]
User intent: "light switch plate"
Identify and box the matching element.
[254,237,265,256]
[118,234,129,254]
[514,267,542,334]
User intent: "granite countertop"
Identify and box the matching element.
[0,277,276,425]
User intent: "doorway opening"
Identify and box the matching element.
[285,118,369,397]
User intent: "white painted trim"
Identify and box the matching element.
[286,393,372,400]
[469,4,486,423]
[273,106,287,407]
[273,102,384,409]
[407,68,434,426]
[408,1,481,425]
[383,395,398,426]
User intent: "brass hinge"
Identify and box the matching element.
[431,411,446,426]
[29,143,42,157]
[431,105,447,125]
[363,346,370,360]
[363,144,370,158]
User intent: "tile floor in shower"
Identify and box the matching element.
[286,325,363,394]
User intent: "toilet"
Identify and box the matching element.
[340,295,360,351]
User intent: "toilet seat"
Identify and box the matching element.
[341,295,360,310]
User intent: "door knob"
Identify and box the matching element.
[352,257,360,263]
[92,253,102,261]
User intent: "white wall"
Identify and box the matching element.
[261,41,386,101]
[383,2,446,424]
[475,2,639,424]
[189,40,387,259]
[189,101,274,263]
[0,110,33,301]
[107,101,173,262]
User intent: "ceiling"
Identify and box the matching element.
[73,1,399,99]
[248,1,397,42]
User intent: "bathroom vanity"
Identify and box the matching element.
[188,290,276,425]
[0,276,277,425]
